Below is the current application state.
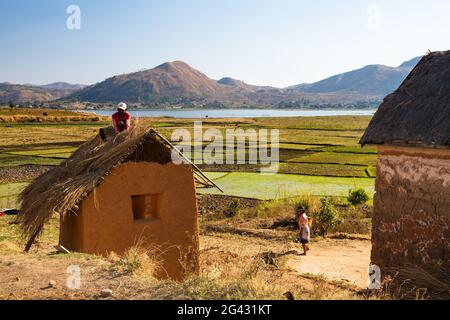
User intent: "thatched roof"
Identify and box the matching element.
[18,125,217,248]
[360,50,450,147]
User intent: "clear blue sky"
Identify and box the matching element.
[0,0,449,87]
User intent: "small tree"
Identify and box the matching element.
[9,102,15,110]
[348,188,369,206]
[314,197,340,236]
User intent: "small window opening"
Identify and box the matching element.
[132,194,160,221]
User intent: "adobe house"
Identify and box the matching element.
[360,51,450,278]
[18,126,218,280]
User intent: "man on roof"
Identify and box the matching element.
[112,102,131,133]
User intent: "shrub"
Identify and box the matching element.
[225,199,241,218]
[348,188,370,205]
[313,197,340,236]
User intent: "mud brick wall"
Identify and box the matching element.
[373,145,450,274]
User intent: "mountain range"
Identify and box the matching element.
[0,57,422,108]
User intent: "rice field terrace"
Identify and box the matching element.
[0,108,376,204]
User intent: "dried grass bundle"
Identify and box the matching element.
[387,264,450,300]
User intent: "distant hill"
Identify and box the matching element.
[217,77,274,91]
[69,61,224,103]
[398,56,422,68]
[0,83,55,104]
[3,56,422,107]
[0,82,87,104]
[39,82,86,91]
[286,56,422,97]
[37,82,87,99]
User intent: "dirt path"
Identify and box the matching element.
[286,238,371,288]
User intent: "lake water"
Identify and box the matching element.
[80,109,376,118]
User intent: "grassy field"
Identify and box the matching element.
[0,109,376,202]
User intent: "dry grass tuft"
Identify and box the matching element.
[108,240,165,281]
[180,251,283,300]
[0,241,21,254]
[292,193,322,214]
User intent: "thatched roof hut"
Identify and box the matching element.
[360,50,450,147]
[359,50,450,294]
[18,125,216,250]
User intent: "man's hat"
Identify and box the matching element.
[117,102,127,111]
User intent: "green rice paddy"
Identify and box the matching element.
[201,172,374,200]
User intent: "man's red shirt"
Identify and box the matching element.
[112,111,131,132]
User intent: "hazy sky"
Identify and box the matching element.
[0,0,449,87]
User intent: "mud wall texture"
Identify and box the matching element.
[59,162,199,281]
[373,145,450,274]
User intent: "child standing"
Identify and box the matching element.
[297,206,310,255]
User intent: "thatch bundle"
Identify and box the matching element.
[17,125,210,249]
[360,50,450,147]
[386,264,450,300]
